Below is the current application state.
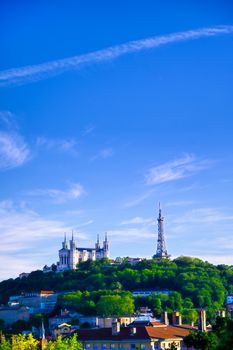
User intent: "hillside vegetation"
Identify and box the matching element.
[1,257,232,320]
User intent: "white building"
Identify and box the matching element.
[226,294,233,305]
[57,233,110,271]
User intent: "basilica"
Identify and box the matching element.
[56,233,110,271]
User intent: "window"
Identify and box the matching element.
[102,345,107,349]
[86,344,91,349]
[110,345,115,349]
[93,345,98,349]
[140,345,145,349]
[130,345,136,349]
[118,344,123,349]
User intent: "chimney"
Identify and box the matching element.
[130,327,136,336]
[230,309,233,319]
[215,310,226,318]
[161,311,169,325]
[112,321,120,336]
[172,311,182,325]
[198,309,206,332]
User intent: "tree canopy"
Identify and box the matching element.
[0,257,232,321]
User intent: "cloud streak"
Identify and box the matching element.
[36,136,78,155]
[26,183,86,204]
[108,228,155,242]
[1,26,233,87]
[173,207,233,225]
[91,147,114,161]
[145,154,211,185]
[120,217,153,225]
[0,111,30,170]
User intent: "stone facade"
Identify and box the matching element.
[57,233,110,271]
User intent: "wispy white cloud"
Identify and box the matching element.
[166,200,194,207]
[0,201,89,279]
[64,209,84,217]
[77,220,94,227]
[0,111,18,130]
[0,132,30,170]
[108,227,155,242]
[1,26,233,87]
[120,216,153,225]
[0,111,30,170]
[36,136,78,154]
[123,189,156,208]
[91,147,114,161]
[145,154,212,185]
[198,255,233,266]
[26,183,86,204]
[173,207,233,225]
[82,124,95,136]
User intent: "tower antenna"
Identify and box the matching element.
[153,203,170,259]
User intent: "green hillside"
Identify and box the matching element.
[1,257,232,321]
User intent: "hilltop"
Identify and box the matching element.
[0,257,232,321]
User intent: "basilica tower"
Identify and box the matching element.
[103,232,110,258]
[153,203,170,259]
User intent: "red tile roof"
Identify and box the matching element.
[77,327,149,341]
[146,325,192,340]
[76,325,193,341]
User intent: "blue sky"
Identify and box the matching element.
[0,1,233,280]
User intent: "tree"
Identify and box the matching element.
[184,331,217,350]
[148,295,162,316]
[96,294,134,316]
[0,320,4,331]
[28,314,44,328]
[46,334,82,350]
[11,320,29,333]
[0,336,11,350]
[110,282,122,290]
[11,334,39,349]
[215,318,233,350]
[182,309,198,324]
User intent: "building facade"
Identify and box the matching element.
[0,305,30,327]
[57,233,110,271]
[76,321,195,350]
[9,291,58,314]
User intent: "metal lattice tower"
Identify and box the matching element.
[153,203,170,259]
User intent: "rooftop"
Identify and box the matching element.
[76,324,195,341]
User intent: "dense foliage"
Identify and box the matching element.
[0,257,232,319]
[0,334,81,350]
[183,317,233,350]
[57,290,135,316]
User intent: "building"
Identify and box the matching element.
[226,294,233,305]
[97,317,137,329]
[57,233,110,271]
[9,290,57,314]
[52,323,73,338]
[132,290,172,298]
[0,305,30,327]
[76,321,195,350]
[19,272,30,279]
